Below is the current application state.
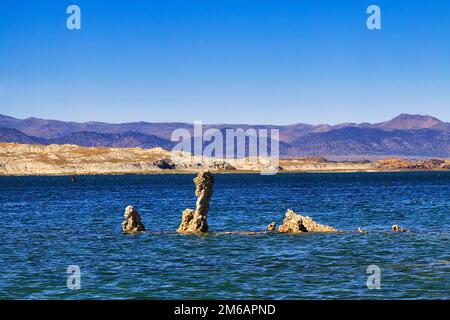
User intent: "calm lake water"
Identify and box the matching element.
[0,172,449,299]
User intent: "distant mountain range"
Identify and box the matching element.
[1,113,450,158]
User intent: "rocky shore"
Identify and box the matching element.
[1,142,450,176]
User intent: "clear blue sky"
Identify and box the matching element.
[0,0,449,124]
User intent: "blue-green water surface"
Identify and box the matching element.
[0,172,449,299]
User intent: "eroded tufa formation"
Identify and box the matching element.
[122,205,145,233]
[177,171,214,233]
[278,209,337,233]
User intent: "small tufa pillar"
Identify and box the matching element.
[177,171,214,233]
[122,205,145,233]
[267,222,276,231]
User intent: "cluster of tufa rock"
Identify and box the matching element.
[278,209,337,233]
[176,170,214,234]
[121,205,145,233]
[120,171,410,236]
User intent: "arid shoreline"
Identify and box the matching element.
[3,168,450,177]
[1,142,450,176]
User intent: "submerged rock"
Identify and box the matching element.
[122,205,145,233]
[278,209,337,233]
[267,222,276,231]
[358,227,367,234]
[392,224,407,232]
[177,171,214,233]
